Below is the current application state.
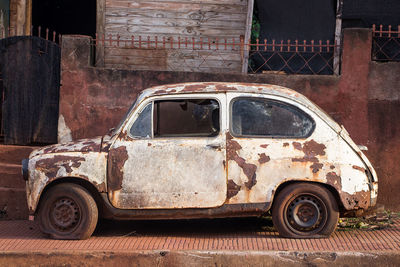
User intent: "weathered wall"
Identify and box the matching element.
[97,0,252,72]
[60,28,400,210]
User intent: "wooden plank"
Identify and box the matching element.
[106,1,247,13]
[105,48,242,61]
[104,25,245,36]
[104,63,169,71]
[241,0,253,73]
[333,0,343,75]
[105,16,246,29]
[106,0,247,5]
[105,8,247,22]
[96,0,106,67]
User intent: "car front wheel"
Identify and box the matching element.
[272,183,339,238]
[37,183,98,240]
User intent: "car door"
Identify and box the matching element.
[225,92,338,205]
[107,93,227,209]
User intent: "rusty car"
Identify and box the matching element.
[22,82,378,239]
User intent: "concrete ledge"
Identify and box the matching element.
[0,250,399,267]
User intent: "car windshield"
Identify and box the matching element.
[111,98,138,137]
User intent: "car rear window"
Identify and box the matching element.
[231,98,315,138]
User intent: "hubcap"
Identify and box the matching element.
[286,194,326,233]
[50,197,80,232]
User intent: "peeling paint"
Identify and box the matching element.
[57,115,72,143]
[227,180,241,199]
[227,133,257,190]
[108,146,129,191]
[258,153,270,164]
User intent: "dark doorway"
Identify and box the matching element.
[32,0,96,37]
[0,36,60,145]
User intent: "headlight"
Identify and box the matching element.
[22,159,29,181]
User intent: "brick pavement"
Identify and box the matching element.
[0,218,399,252]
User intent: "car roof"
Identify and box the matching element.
[140,82,304,100]
[136,82,341,132]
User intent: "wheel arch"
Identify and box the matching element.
[270,180,345,214]
[36,177,106,217]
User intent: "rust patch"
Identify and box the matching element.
[292,157,319,163]
[215,84,237,91]
[292,140,326,164]
[169,89,176,93]
[341,190,371,210]
[102,143,111,152]
[181,84,206,92]
[292,142,302,150]
[36,155,86,179]
[147,143,152,146]
[81,141,99,152]
[352,165,366,172]
[283,143,289,147]
[227,179,241,199]
[310,162,323,173]
[43,145,69,154]
[326,171,342,191]
[226,133,257,190]
[326,171,370,210]
[226,133,242,161]
[260,144,268,148]
[302,140,326,156]
[108,146,129,191]
[258,153,270,164]
[93,181,106,192]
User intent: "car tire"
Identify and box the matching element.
[37,183,98,240]
[272,183,339,238]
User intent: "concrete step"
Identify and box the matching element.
[0,145,36,165]
[0,163,25,189]
[0,188,28,220]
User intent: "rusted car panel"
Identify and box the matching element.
[26,147,107,212]
[23,82,378,239]
[224,92,375,210]
[107,93,227,209]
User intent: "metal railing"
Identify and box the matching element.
[248,39,336,75]
[93,34,338,75]
[372,24,400,61]
[0,26,61,43]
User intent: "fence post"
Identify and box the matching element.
[333,0,343,75]
[241,0,254,73]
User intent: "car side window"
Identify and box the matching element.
[231,98,315,138]
[130,103,152,138]
[153,99,220,137]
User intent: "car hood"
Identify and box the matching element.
[30,137,103,158]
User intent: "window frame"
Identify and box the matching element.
[126,95,222,140]
[229,96,316,139]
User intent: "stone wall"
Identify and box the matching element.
[59,28,400,210]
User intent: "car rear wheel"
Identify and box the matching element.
[272,183,339,238]
[37,183,98,240]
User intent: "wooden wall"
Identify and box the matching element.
[99,0,252,73]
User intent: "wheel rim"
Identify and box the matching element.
[49,197,81,233]
[285,193,328,235]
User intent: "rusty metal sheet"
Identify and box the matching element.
[26,137,108,213]
[107,93,228,209]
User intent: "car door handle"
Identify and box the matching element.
[206,143,222,149]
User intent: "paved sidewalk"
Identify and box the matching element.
[0,217,399,266]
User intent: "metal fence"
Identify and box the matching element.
[247,39,336,75]
[372,24,400,61]
[94,34,338,75]
[1,26,61,43]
